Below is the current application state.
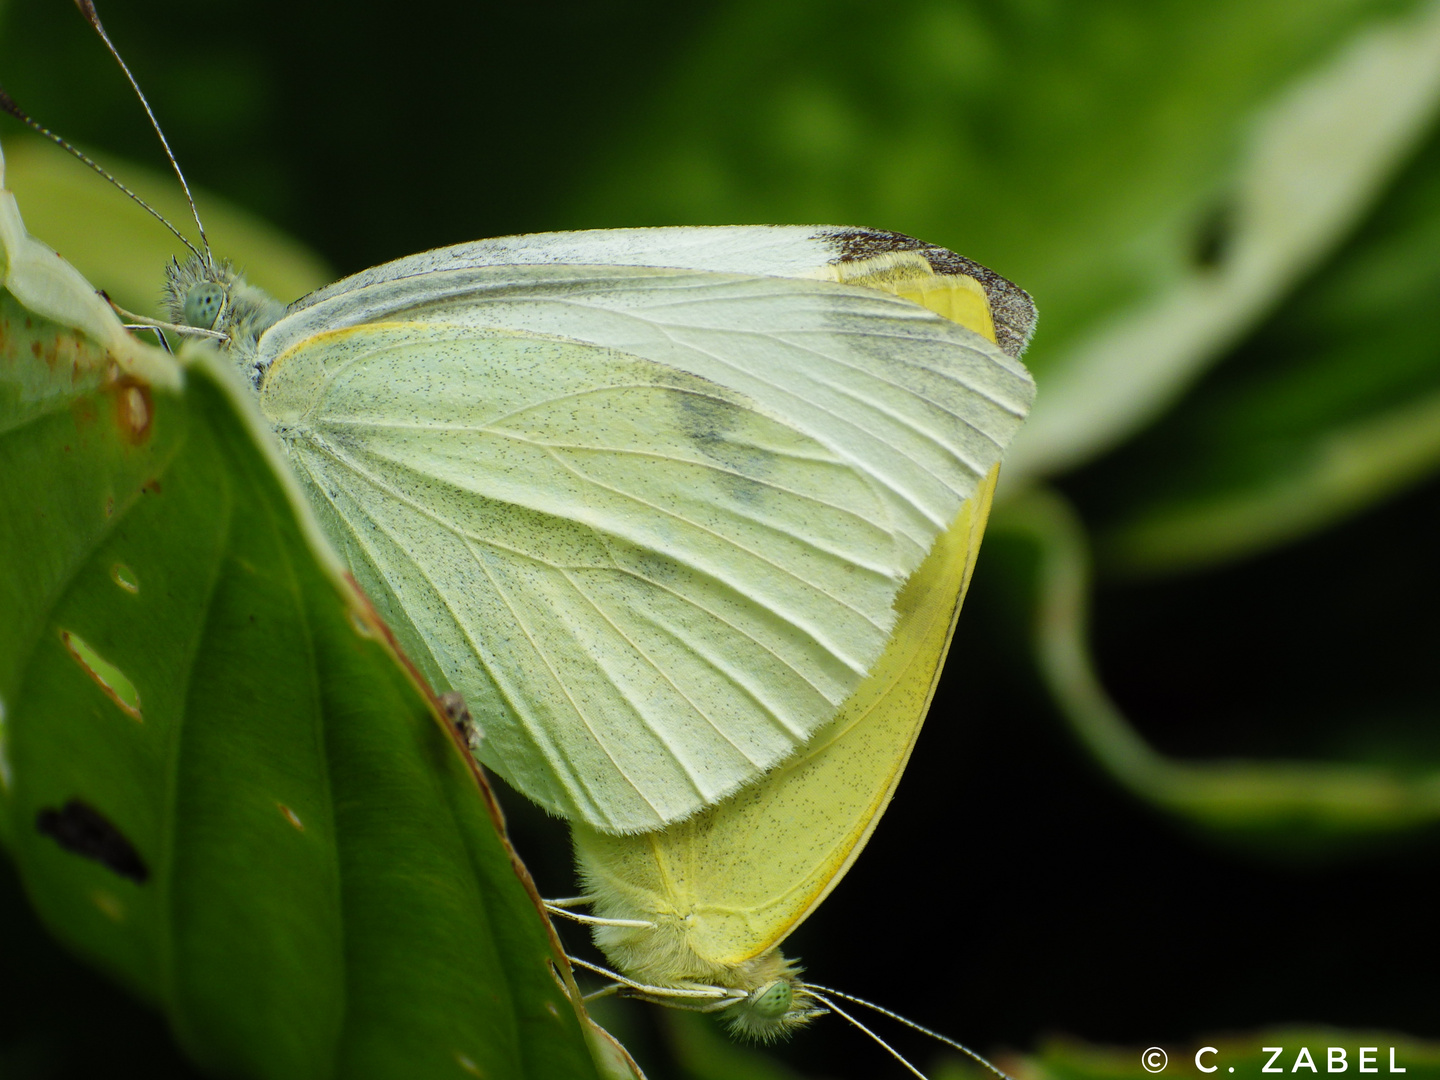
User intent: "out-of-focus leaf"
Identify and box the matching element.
[1,134,330,318]
[993,488,1440,840]
[1006,0,1440,481]
[0,158,609,1078]
[663,1012,806,1080]
[1081,122,1440,574]
[935,1030,1440,1079]
[568,0,1440,482]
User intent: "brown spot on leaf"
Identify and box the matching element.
[111,379,153,444]
[36,799,149,883]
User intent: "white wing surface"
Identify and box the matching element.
[255,229,1034,832]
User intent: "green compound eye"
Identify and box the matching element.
[750,981,793,1020]
[183,281,226,329]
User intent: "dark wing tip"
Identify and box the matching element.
[814,227,1037,360]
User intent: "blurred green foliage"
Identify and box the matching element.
[1085,119,1440,572]
[3,0,1440,1076]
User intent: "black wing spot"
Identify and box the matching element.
[36,799,149,883]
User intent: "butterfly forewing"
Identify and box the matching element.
[255,235,1033,832]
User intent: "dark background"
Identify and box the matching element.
[3,0,1438,1077]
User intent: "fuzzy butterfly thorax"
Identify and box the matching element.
[164,254,285,382]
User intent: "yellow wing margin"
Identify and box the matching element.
[824,249,999,346]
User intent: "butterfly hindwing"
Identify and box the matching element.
[573,467,997,974]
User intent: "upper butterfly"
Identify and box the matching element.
[168,226,1036,833]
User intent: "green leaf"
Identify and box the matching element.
[0,266,608,1079]
[1082,120,1440,574]
[992,487,1440,842]
[567,0,1440,481]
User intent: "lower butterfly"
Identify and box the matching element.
[548,264,1021,1078]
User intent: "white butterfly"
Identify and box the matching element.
[164,226,1035,833]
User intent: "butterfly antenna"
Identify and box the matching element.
[806,983,1014,1080]
[73,0,212,266]
[805,989,930,1080]
[0,87,204,264]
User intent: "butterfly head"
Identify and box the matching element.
[718,954,827,1042]
[165,254,285,378]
